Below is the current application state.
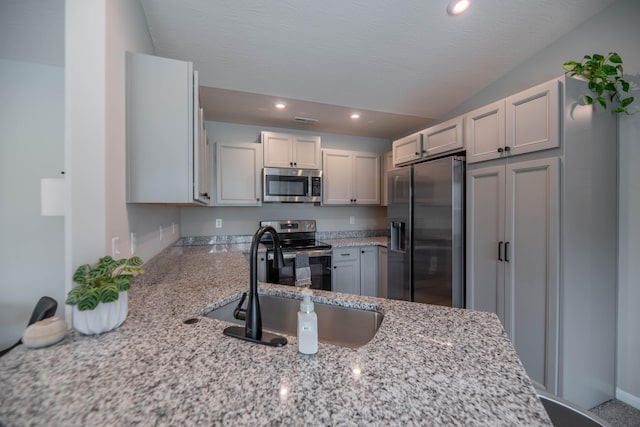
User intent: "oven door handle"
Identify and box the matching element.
[267,249,332,260]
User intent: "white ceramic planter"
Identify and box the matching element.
[72,291,128,335]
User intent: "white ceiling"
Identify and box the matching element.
[0,0,616,140]
[139,0,615,139]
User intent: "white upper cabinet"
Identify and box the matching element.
[465,100,506,164]
[392,132,422,166]
[322,149,380,205]
[126,52,210,205]
[381,151,393,206]
[392,116,464,166]
[421,116,464,157]
[505,79,560,157]
[262,131,321,169]
[214,142,263,206]
[466,78,560,164]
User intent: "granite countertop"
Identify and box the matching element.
[324,236,388,248]
[0,244,551,426]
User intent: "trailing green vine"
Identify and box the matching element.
[66,256,144,311]
[563,52,635,114]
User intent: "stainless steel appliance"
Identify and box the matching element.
[263,168,322,203]
[260,220,332,291]
[387,155,464,307]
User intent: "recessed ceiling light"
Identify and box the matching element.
[275,102,286,109]
[350,113,361,119]
[447,0,471,16]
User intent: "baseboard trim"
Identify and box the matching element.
[616,387,640,410]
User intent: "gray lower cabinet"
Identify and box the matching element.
[467,156,559,393]
[466,75,617,409]
[332,247,360,295]
[332,246,381,296]
[359,247,379,297]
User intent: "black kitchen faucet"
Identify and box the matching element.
[223,225,288,347]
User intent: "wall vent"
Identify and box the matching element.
[293,116,318,124]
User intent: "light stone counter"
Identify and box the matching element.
[0,245,551,426]
[324,236,388,248]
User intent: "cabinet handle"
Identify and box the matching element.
[505,242,510,262]
[498,241,503,261]
[289,162,293,167]
[498,147,504,153]
[361,250,365,254]
[504,146,511,152]
[256,198,260,202]
[415,152,420,156]
[422,150,427,154]
[294,162,297,166]
[333,266,337,269]
[341,253,350,257]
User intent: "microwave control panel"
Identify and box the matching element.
[311,177,322,197]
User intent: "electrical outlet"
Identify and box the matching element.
[349,215,356,225]
[111,237,120,257]
[215,218,222,228]
[159,225,163,241]
[130,232,136,255]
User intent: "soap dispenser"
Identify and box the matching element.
[298,289,318,354]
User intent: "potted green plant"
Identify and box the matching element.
[66,256,144,335]
[563,52,635,114]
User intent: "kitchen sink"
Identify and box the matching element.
[206,294,383,348]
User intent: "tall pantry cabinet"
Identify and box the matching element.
[465,76,617,409]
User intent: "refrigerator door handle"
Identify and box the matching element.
[504,242,510,262]
[390,221,406,253]
[498,241,503,261]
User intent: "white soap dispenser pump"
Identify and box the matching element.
[298,289,318,355]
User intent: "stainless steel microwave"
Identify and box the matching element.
[263,167,322,203]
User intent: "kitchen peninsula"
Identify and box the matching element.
[0,244,551,426]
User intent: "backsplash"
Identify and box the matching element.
[178,229,388,247]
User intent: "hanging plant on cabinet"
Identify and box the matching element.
[563,52,636,114]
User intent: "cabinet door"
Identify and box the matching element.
[360,247,379,297]
[322,150,353,205]
[194,106,212,205]
[465,100,506,164]
[422,116,464,157]
[215,142,263,206]
[332,248,360,295]
[292,135,321,169]
[504,157,559,390]
[381,151,393,206]
[126,52,197,204]
[378,247,388,298]
[262,132,293,168]
[392,132,422,166]
[506,79,559,156]
[353,152,380,205]
[465,164,506,322]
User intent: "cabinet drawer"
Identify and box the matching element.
[332,247,359,262]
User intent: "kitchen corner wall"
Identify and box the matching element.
[0,59,65,350]
[179,121,391,237]
[440,0,640,409]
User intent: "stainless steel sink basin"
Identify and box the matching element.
[206,294,383,348]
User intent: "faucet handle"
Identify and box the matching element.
[273,246,286,269]
[233,292,248,321]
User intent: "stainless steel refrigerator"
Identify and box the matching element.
[387,155,464,307]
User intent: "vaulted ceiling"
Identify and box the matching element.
[1,0,616,139]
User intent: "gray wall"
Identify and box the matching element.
[0,59,65,349]
[179,121,390,236]
[437,0,640,408]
